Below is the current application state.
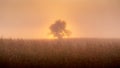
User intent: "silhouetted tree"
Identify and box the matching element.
[49,20,71,39]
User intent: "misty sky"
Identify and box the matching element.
[0,0,120,39]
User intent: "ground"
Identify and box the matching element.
[0,38,120,68]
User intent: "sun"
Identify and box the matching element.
[48,34,57,39]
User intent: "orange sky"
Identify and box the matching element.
[0,0,120,39]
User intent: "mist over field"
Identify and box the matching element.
[0,0,120,68]
[0,38,120,68]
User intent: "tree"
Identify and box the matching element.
[49,20,71,39]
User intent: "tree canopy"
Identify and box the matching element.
[49,20,71,39]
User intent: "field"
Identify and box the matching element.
[0,38,120,68]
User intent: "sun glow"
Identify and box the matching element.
[48,34,57,39]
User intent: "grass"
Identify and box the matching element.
[0,38,120,68]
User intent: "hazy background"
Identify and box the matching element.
[0,0,120,39]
